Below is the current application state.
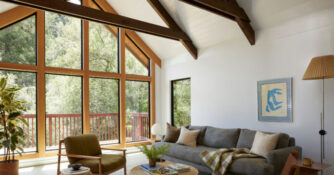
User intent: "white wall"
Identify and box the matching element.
[157,7,334,174]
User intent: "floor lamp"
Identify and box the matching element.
[303,55,334,167]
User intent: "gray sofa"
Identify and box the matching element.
[154,126,302,175]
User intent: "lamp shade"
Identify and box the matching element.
[303,55,334,80]
[151,123,162,136]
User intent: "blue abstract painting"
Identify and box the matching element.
[257,78,292,122]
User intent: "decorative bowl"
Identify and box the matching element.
[71,163,82,171]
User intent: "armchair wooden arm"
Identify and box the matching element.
[58,153,102,160]
[101,148,126,155]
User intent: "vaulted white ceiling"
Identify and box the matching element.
[1,0,334,59]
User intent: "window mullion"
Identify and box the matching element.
[36,10,46,157]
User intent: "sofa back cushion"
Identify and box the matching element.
[203,127,240,148]
[236,129,256,149]
[236,129,291,149]
[164,123,181,143]
[188,126,207,145]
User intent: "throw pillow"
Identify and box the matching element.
[250,131,280,158]
[176,127,200,147]
[164,123,180,143]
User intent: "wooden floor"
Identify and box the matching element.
[19,152,148,175]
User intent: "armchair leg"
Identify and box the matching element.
[124,165,127,175]
[57,140,64,175]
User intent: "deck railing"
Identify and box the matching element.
[21,113,149,148]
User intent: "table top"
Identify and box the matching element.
[61,167,91,175]
[295,160,331,171]
[130,162,199,175]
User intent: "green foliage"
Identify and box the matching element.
[0,15,36,65]
[89,22,118,72]
[0,78,28,161]
[138,144,170,160]
[173,79,191,127]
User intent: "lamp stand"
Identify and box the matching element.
[320,79,327,175]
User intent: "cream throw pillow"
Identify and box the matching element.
[250,131,280,158]
[176,127,200,147]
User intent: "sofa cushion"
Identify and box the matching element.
[154,142,216,166]
[236,129,291,149]
[188,126,207,145]
[203,127,240,148]
[276,133,290,149]
[229,157,274,175]
[176,127,200,147]
[250,131,280,158]
[75,154,125,174]
[236,129,256,149]
[164,123,180,143]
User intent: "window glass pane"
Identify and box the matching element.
[45,74,82,150]
[0,15,36,65]
[45,12,81,69]
[0,70,37,153]
[125,37,149,76]
[172,79,191,127]
[89,22,118,73]
[126,81,149,142]
[89,78,119,144]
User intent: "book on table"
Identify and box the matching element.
[140,164,178,175]
[168,163,191,172]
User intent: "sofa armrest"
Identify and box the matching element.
[267,146,302,174]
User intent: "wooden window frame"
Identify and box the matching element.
[171,78,191,127]
[0,0,157,160]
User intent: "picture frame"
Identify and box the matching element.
[257,78,292,122]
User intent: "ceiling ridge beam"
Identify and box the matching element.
[179,0,255,45]
[147,0,198,59]
[2,0,190,41]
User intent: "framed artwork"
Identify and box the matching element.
[257,78,292,122]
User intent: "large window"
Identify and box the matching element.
[89,78,119,144]
[171,78,191,127]
[0,2,156,159]
[0,15,36,65]
[45,75,82,150]
[126,81,150,142]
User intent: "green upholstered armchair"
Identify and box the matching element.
[57,134,126,175]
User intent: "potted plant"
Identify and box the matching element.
[0,78,28,175]
[138,144,170,167]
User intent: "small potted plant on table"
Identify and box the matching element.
[138,144,170,167]
[0,78,28,175]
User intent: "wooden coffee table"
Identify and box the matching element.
[130,162,199,175]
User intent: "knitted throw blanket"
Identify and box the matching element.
[200,148,259,175]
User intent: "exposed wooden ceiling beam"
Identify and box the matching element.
[2,0,190,41]
[179,0,255,45]
[147,0,198,59]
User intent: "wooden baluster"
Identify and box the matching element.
[103,116,105,141]
[58,116,60,145]
[70,116,72,136]
[65,117,68,137]
[98,116,101,140]
[107,116,109,141]
[49,116,52,147]
[62,117,64,140]
[30,118,33,148]
[32,117,35,147]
